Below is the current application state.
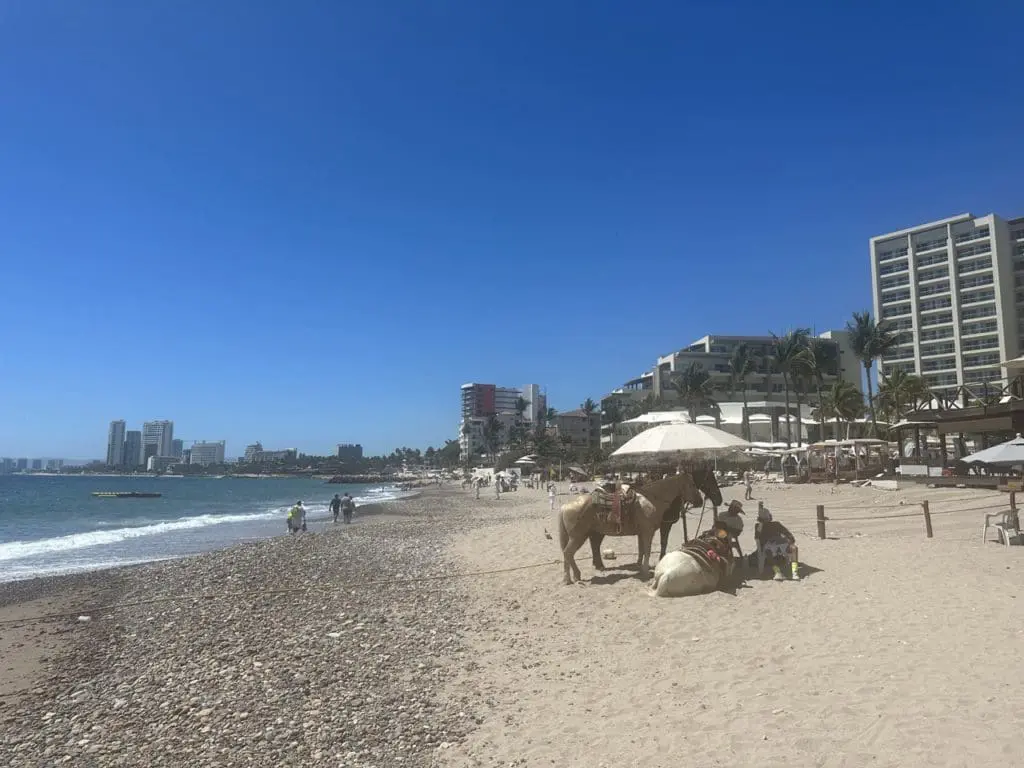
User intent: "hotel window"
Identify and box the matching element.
[921,357,957,373]
[964,352,1001,368]
[962,336,999,351]
[920,327,953,341]
[916,253,947,268]
[877,246,909,262]
[880,274,910,289]
[962,319,998,335]
[957,257,992,275]
[879,260,909,276]
[917,265,949,281]
[882,303,912,318]
[920,312,952,327]
[960,288,995,305]
[918,297,952,312]
[882,288,912,302]
[917,282,949,297]
[920,342,955,357]
[958,273,994,290]
[953,226,990,243]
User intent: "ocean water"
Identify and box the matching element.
[0,475,411,583]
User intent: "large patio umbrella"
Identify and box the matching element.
[609,422,751,467]
[962,434,1024,466]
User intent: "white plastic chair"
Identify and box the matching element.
[756,539,791,573]
[982,510,1021,547]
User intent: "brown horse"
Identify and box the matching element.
[557,474,703,584]
[587,467,723,571]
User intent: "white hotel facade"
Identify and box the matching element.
[871,212,1024,396]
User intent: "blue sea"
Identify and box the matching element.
[0,475,411,583]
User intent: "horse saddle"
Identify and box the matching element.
[682,528,734,577]
[589,486,637,509]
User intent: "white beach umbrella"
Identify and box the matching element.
[622,411,690,425]
[610,422,751,466]
[961,434,1024,466]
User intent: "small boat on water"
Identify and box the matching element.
[91,491,163,499]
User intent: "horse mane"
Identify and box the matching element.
[636,474,700,510]
[691,466,723,507]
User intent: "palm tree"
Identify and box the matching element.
[847,311,905,436]
[876,370,929,424]
[728,343,755,442]
[580,398,597,416]
[806,338,839,440]
[545,407,558,426]
[770,328,811,446]
[482,414,504,460]
[671,362,720,426]
[819,380,865,440]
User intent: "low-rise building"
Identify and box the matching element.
[189,441,226,467]
[599,330,863,448]
[251,448,297,463]
[147,455,180,472]
[550,410,601,451]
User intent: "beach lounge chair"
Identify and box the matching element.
[982,509,1021,547]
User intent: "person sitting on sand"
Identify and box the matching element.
[287,501,306,534]
[341,492,356,523]
[718,500,745,557]
[330,494,342,523]
[754,506,799,581]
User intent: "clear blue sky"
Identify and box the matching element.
[2,1,1023,459]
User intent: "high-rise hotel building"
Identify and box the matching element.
[871,212,1024,396]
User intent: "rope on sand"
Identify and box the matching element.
[822,493,1000,513]
[823,502,1006,523]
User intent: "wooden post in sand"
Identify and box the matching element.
[922,500,933,539]
[816,504,826,540]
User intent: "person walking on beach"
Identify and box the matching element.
[474,478,481,499]
[743,469,753,500]
[341,492,356,524]
[548,482,557,511]
[495,475,501,498]
[330,494,342,523]
[287,501,306,534]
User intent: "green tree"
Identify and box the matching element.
[770,328,811,447]
[580,398,597,416]
[817,379,866,440]
[671,362,720,426]
[847,311,905,436]
[806,338,839,440]
[482,414,504,460]
[876,370,929,425]
[545,407,558,426]
[727,342,755,442]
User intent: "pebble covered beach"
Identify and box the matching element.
[0,490,488,767]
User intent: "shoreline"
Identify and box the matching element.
[0,487,485,766]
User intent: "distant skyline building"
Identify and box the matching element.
[16,458,27,471]
[459,382,545,461]
[123,431,143,469]
[30,459,42,470]
[244,442,263,463]
[189,440,226,466]
[871,211,1024,395]
[0,458,15,474]
[336,443,363,461]
[142,420,174,461]
[171,439,184,458]
[46,459,64,471]
[106,420,126,466]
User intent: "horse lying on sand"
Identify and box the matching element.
[557,475,702,585]
[649,520,737,597]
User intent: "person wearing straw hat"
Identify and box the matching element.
[718,499,746,557]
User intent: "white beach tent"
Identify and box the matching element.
[962,434,1024,466]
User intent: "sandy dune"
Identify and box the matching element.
[440,481,1024,768]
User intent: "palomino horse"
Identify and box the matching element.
[557,474,703,585]
[587,467,723,571]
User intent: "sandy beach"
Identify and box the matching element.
[2,481,1024,767]
[439,480,1024,768]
